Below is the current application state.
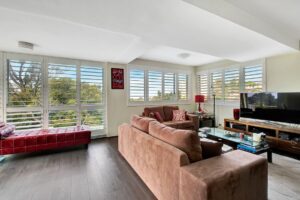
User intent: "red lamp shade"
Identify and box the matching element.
[195,95,205,103]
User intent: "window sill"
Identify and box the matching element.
[127,101,193,107]
[204,101,239,107]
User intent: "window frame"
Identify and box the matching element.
[196,59,266,106]
[127,65,192,106]
[1,52,107,136]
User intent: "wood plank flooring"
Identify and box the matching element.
[0,137,299,200]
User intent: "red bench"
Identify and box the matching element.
[0,126,91,155]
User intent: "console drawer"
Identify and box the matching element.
[278,140,300,154]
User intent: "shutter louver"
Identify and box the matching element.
[6,111,42,130]
[224,69,240,101]
[81,109,104,130]
[178,74,189,100]
[244,65,263,92]
[198,74,209,100]
[163,73,176,101]
[129,69,145,102]
[6,59,43,130]
[8,60,42,107]
[211,72,223,100]
[49,110,77,128]
[148,71,162,101]
[48,63,77,106]
[81,66,104,104]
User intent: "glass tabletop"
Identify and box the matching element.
[201,128,262,148]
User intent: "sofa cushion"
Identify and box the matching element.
[154,112,164,122]
[200,140,223,159]
[162,121,178,128]
[172,110,186,121]
[163,106,179,121]
[144,106,166,121]
[149,121,202,162]
[131,115,156,133]
[175,121,194,129]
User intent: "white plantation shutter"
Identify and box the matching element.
[8,60,42,107]
[211,72,223,100]
[163,73,176,101]
[6,59,43,130]
[80,65,105,131]
[148,71,162,101]
[48,110,77,128]
[80,66,104,104]
[178,74,189,100]
[48,63,77,106]
[6,111,42,130]
[197,74,209,100]
[129,69,145,102]
[0,57,3,122]
[224,69,240,101]
[81,109,104,130]
[243,65,264,92]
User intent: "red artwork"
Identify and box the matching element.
[111,68,124,89]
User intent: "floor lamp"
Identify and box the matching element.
[212,93,216,127]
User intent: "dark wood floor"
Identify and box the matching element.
[0,138,156,200]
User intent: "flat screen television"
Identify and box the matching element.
[240,92,300,124]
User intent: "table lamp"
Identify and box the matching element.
[195,95,205,112]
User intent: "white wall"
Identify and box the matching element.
[106,59,196,137]
[195,52,300,126]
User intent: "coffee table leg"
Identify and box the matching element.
[267,149,272,163]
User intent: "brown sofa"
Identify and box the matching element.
[143,105,199,131]
[118,115,268,200]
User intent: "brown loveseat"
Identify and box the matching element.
[118,115,268,200]
[143,106,199,131]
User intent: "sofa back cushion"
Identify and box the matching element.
[163,106,179,121]
[149,121,202,162]
[144,106,166,121]
[131,115,156,133]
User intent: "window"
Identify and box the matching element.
[244,65,263,92]
[197,61,265,103]
[48,63,77,106]
[81,66,104,104]
[80,66,105,130]
[163,73,176,101]
[178,74,189,100]
[129,69,145,102]
[197,74,208,100]
[211,72,223,100]
[128,68,191,104]
[1,53,106,134]
[148,71,162,101]
[224,68,240,101]
[6,59,43,130]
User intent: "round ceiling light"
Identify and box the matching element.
[178,52,191,59]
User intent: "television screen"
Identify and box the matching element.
[240,92,300,124]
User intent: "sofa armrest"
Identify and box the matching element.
[186,113,199,131]
[179,150,268,200]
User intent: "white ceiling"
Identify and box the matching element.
[0,0,298,66]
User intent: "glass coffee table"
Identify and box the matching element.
[200,128,272,163]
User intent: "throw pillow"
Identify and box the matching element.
[200,140,223,159]
[154,112,164,122]
[0,124,16,138]
[0,121,5,128]
[149,121,202,162]
[172,109,186,121]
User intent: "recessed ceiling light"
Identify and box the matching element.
[178,53,191,59]
[18,41,34,50]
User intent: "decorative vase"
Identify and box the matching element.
[233,109,240,120]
